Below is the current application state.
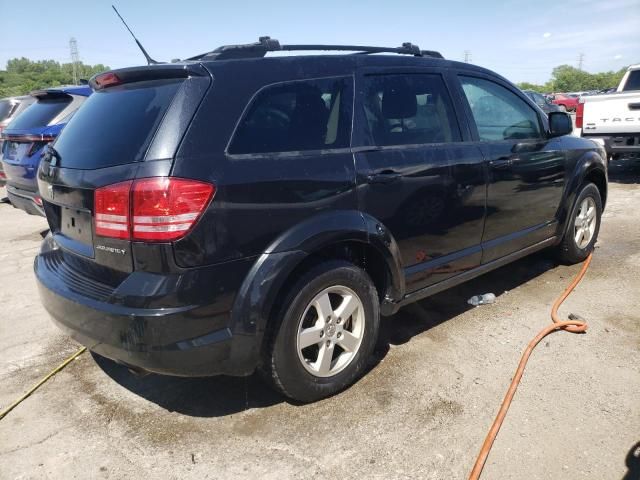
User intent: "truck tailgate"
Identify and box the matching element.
[582,92,640,135]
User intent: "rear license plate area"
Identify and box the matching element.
[60,207,93,246]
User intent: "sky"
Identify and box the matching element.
[0,0,638,84]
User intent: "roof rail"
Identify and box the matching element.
[187,37,444,61]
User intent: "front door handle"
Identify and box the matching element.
[489,158,513,170]
[366,170,401,184]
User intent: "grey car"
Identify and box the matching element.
[523,90,561,114]
[0,95,36,187]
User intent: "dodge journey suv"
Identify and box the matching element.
[35,38,607,402]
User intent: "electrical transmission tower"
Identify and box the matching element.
[577,52,584,70]
[69,37,80,84]
[464,50,472,63]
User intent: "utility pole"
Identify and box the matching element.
[577,52,584,71]
[69,37,80,84]
[464,50,472,63]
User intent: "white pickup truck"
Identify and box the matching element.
[578,64,640,160]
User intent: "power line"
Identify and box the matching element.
[464,50,472,63]
[69,37,80,84]
[577,52,584,70]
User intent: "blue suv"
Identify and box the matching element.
[1,85,91,215]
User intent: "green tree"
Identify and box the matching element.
[545,64,628,92]
[516,82,545,92]
[0,57,110,98]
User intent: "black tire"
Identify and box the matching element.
[262,260,380,402]
[557,182,602,264]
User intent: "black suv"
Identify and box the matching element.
[35,39,607,402]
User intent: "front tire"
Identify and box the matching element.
[557,182,602,264]
[262,260,380,402]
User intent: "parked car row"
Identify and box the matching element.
[0,86,92,214]
[0,95,35,187]
[2,39,608,402]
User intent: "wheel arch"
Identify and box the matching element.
[228,210,405,370]
[559,150,607,239]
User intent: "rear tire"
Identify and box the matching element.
[262,260,380,402]
[557,182,602,264]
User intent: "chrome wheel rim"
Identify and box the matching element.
[296,286,365,378]
[574,197,597,249]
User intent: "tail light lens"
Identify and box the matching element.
[94,178,215,242]
[95,181,133,239]
[575,101,584,129]
[0,171,6,180]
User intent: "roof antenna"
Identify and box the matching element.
[111,5,160,65]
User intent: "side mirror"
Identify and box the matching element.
[548,112,573,137]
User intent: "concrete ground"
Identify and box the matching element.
[0,160,639,480]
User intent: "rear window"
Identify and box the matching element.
[54,79,182,169]
[0,100,13,121]
[622,70,640,91]
[8,97,71,130]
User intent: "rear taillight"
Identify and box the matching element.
[94,178,215,242]
[95,181,133,239]
[575,101,584,129]
[0,171,6,180]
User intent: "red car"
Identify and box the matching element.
[550,93,579,112]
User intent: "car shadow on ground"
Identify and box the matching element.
[94,251,558,418]
[609,156,640,184]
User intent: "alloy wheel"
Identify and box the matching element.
[574,196,597,249]
[296,286,365,378]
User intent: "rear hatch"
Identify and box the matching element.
[37,64,212,278]
[1,91,84,190]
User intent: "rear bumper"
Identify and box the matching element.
[6,184,44,216]
[35,241,260,377]
[582,134,640,156]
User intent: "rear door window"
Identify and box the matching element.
[7,98,71,130]
[622,70,640,91]
[228,77,353,154]
[54,79,182,169]
[459,76,542,141]
[361,73,461,146]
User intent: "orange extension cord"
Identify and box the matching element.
[469,253,593,480]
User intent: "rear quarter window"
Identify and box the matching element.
[54,79,182,169]
[0,100,13,121]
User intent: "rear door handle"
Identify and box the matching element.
[489,158,513,170]
[628,102,640,110]
[366,170,401,184]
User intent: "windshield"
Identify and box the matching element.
[7,97,71,130]
[54,79,182,169]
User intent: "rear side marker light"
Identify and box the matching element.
[34,196,43,206]
[94,178,215,242]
